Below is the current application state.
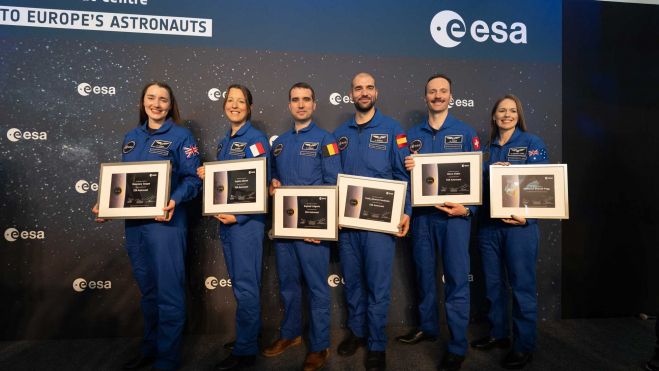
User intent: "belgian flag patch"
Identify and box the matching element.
[323,142,339,157]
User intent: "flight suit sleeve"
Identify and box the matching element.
[170,133,202,206]
[527,136,549,164]
[391,125,412,216]
[465,128,482,217]
[235,133,270,225]
[524,135,549,225]
[270,138,281,183]
[320,133,342,185]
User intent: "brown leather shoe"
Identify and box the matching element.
[261,336,303,357]
[303,349,330,371]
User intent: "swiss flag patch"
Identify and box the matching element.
[472,137,481,151]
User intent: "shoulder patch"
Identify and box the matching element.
[273,143,284,156]
[472,136,481,151]
[123,140,135,154]
[337,136,349,151]
[396,134,407,148]
[409,139,423,153]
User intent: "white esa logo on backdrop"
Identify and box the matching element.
[329,93,353,106]
[4,228,45,242]
[77,82,116,96]
[430,10,527,48]
[75,180,98,194]
[207,88,227,102]
[327,274,345,288]
[205,276,232,290]
[72,278,112,292]
[6,128,47,142]
[448,97,475,109]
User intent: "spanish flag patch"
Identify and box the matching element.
[323,142,340,157]
[396,134,408,148]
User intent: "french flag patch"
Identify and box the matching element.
[249,142,266,157]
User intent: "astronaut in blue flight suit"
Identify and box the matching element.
[333,72,411,371]
[264,82,341,371]
[94,82,201,371]
[197,85,270,371]
[471,94,548,370]
[398,74,480,371]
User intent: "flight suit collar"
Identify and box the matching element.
[421,113,457,133]
[226,121,253,139]
[349,109,382,129]
[493,127,522,147]
[139,118,175,135]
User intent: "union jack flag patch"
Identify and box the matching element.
[184,145,199,158]
[528,149,539,157]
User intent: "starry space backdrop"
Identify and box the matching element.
[0,0,561,339]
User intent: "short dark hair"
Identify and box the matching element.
[224,84,253,122]
[425,73,452,94]
[488,94,528,144]
[139,81,181,125]
[289,82,315,101]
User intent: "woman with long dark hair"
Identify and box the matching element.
[197,84,269,371]
[94,81,201,371]
[471,94,548,369]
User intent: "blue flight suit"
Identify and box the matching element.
[333,109,411,351]
[478,128,548,353]
[406,115,480,356]
[270,122,342,352]
[121,119,201,371]
[215,121,270,356]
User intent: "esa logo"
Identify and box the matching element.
[205,276,232,290]
[4,228,45,242]
[77,82,116,96]
[448,97,475,109]
[6,128,47,142]
[72,278,111,292]
[430,10,527,48]
[327,274,345,288]
[329,93,354,106]
[75,180,98,194]
[207,88,227,102]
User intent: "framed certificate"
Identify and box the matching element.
[489,164,569,219]
[96,160,171,219]
[337,174,407,235]
[202,157,267,215]
[410,152,482,206]
[272,186,338,241]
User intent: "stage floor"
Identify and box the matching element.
[0,317,654,370]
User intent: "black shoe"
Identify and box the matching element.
[123,354,155,370]
[646,354,659,371]
[438,352,465,371]
[223,340,235,351]
[470,336,511,350]
[337,331,366,357]
[365,351,386,371]
[501,351,532,369]
[396,329,438,345]
[214,354,256,371]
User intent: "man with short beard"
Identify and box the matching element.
[333,72,411,371]
[398,74,480,371]
[265,82,341,371]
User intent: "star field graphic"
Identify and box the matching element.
[0,36,561,339]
